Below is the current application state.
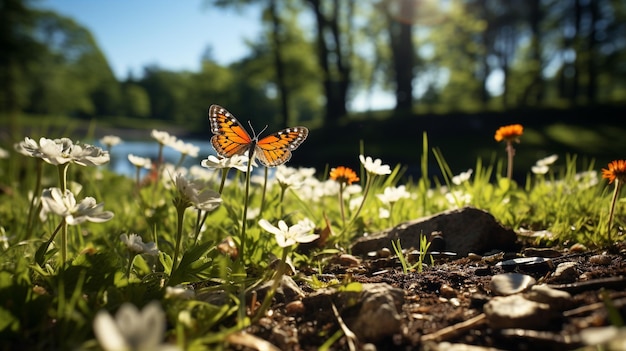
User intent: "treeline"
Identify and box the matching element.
[2,0,626,134]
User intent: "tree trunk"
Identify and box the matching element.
[306,0,349,125]
[386,0,414,112]
[268,0,290,127]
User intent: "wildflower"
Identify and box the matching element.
[93,302,179,351]
[602,160,626,242]
[330,166,360,185]
[40,188,114,225]
[100,135,122,148]
[201,154,252,172]
[150,129,177,147]
[377,185,410,204]
[17,137,110,166]
[0,147,9,159]
[120,234,158,256]
[495,124,523,180]
[602,160,626,185]
[532,155,558,175]
[275,165,303,189]
[494,124,523,143]
[452,169,473,185]
[359,155,391,175]
[128,154,152,169]
[170,139,199,158]
[173,175,222,211]
[536,154,558,167]
[258,218,319,248]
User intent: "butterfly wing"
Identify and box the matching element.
[208,105,253,157]
[255,127,309,167]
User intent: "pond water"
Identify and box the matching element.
[100,140,215,177]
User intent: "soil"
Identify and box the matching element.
[241,241,626,351]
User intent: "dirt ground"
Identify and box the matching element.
[240,241,626,351]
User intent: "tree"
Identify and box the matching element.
[0,0,45,138]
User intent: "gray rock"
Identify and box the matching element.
[351,207,517,257]
[551,261,579,283]
[484,294,556,329]
[524,284,574,311]
[490,273,536,296]
[348,283,405,342]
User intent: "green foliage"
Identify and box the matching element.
[0,124,625,349]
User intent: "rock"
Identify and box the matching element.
[490,273,536,296]
[495,256,554,274]
[347,283,405,342]
[551,262,578,283]
[351,207,517,257]
[589,254,613,265]
[524,284,574,311]
[579,326,626,349]
[484,294,556,329]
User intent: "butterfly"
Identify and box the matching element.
[208,104,309,167]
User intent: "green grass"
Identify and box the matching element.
[0,109,625,350]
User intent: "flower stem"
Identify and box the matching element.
[505,141,515,180]
[342,173,374,234]
[126,253,136,280]
[25,159,43,239]
[240,154,254,263]
[260,167,269,217]
[607,179,622,243]
[338,183,346,228]
[171,205,186,274]
[57,163,70,265]
[252,247,289,323]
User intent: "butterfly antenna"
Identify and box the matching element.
[248,120,268,141]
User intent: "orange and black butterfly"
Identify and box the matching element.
[208,104,309,167]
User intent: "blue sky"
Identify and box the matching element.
[38,0,263,79]
[36,0,397,111]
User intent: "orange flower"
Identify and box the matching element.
[602,160,626,184]
[330,166,360,185]
[494,124,524,142]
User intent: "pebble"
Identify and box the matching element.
[484,294,555,329]
[551,261,578,283]
[339,253,361,267]
[569,243,588,253]
[378,247,392,258]
[440,284,457,298]
[495,256,554,274]
[490,273,536,296]
[349,283,405,342]
[524,284,574,311]
[285,300,305,315]
[589,254,612,265]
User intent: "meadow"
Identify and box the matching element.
[0,116,625,350]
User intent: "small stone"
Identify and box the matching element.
[467,253,482,261]
[285,300,305,315]
[589,254,612,265]
[524,284,574,311]
[378,247,392,258]
[569,243,588,253]
[484,294,555,329]
[440,284,457,298]
[490,273,536,296]
[339,254,361,267]
[495,256,554,274]
[551,261,578,283]
[348,283,404,342]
